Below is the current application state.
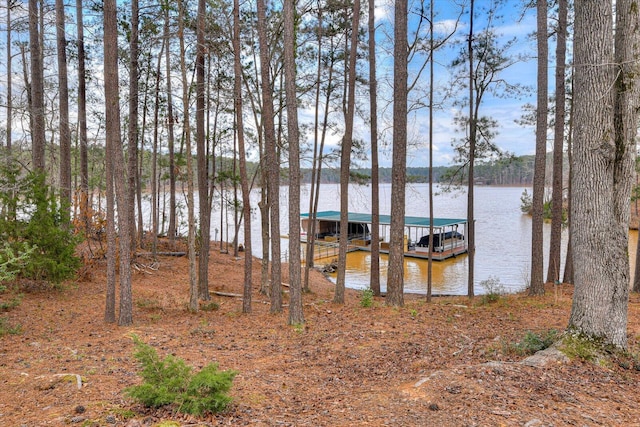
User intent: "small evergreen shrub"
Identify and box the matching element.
[0,167,80,284]
[359,288,374,308]
[507,329,559,356]
[125,335,236,415]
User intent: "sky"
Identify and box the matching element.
[0,0,544,169]
[299,0,543,168]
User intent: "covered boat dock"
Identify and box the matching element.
[300,211,468,261]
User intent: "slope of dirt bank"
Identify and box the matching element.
[1,241,640,426]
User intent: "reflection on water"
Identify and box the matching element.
[322,251,470,295]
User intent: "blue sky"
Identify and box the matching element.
[300,0,542,168]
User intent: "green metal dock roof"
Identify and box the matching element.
[301,210,466,228]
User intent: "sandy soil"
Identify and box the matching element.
[1,238,640,426]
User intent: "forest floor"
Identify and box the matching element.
[2,238,640,426]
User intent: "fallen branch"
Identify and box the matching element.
[212,291,243,298]
[137,251,186,257]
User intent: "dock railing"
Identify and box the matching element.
[302,240,359,262]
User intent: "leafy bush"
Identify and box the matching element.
[125,335,236,415]
[359,288,374,308]
[0,166,80,284]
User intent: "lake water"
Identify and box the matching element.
[166,183,638,295]
[288,184,551,295]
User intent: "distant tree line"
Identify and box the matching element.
[301,155,539,186]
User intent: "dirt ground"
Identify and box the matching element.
[2,239,640,426]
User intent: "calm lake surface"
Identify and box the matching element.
[181,183,638,295]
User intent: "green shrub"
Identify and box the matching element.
[0,167,80,284]
[359,288,374,308]
[125,335,236,415]
[507,329,559,356]
[0,317,22,337]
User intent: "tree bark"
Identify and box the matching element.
[105,0,133,326]
[233,0,253,314]
[284,0,303,325]
[178,0,199,312]
[76,0,89,236]
[165,3,177,242]
[466,0,475,299]
[386,0,407,307]
[5,0,11,156]
[530,0,548,295]
[196,0,212,301]
[127,0,140,248]
[256,0,282,313]
[547,0,565,285]
[29,0,45,172]
[335,0,361,304]
[569,0,640,348]
[368,0,380,297]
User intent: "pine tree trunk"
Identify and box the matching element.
[105,0,133,326]
[76,0,89,236]
[547,0,565,285]
[335,0,361,304]
[387,0,407,307]
[284,0,303,325]
[196,0,212,301]
[529,0,548,295]
[256,0,282,313]
[368,0,380,297]
[29,0,45,172]
[127,0,140,249]
[233,0,253,313]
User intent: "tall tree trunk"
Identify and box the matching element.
[76,0,89,236]
[569,0,640,349]
[368,0,380,297]
[105,102,116,324]
[466,0,476,299]
[128,0,140,248]
[335,0,361,304]
[256,0,282,313]
[562,96,574,285]
[105,0,134,326]
[165,4,177,243]
[196,0,212,301]
[427,0,434,302]
[151,37,166,256]
[303,5,323,293]
[178,0,199,312]
[530,0,548,295]
[6,0,11,155]
[284,0,303,325]
[546,0,566,284]
[233,0,253,313]
[56,0,71,225]
[386,0,407,307]
[29,0,45,172]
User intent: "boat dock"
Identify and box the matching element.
[301,211,468,261]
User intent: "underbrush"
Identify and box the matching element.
[125,335,236,416]
[505,329,560,356]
